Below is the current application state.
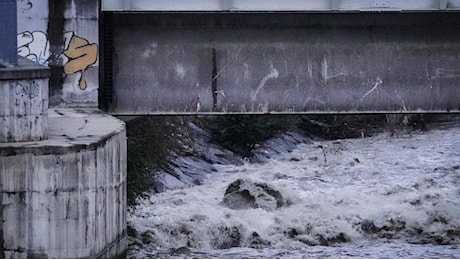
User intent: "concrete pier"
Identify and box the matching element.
[0,1,128,258]
[0,108,127,258]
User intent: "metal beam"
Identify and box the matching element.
[104,13,460,115]
[101,0,124,11]
[101,0,460,11]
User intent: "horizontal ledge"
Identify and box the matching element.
[103,9,460,13]
[0,108,125,156]
[110,110,460,116]
[0,56,50,80]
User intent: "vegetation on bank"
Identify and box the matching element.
[196,115,297,158]
[126,116,191,205]
[126,114,436,206]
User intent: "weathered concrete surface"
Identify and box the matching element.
[0,57,50,142]
[108,13,460,114]
[0,108,127,258]
[17,0,99,107]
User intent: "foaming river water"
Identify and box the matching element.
[128,126,460,258]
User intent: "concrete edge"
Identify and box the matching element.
[0,109,126,156]
[0,134,120,156]
[0,56,50,80]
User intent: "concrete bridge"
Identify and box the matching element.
[1,0,460,258]
[100,0,460,114]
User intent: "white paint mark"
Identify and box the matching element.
[142,42,158,58]
[17,31,50,65]
[257,101,269,113]
[360,77,383,101]
[321,56,347,83]
[243,63,250,79]
[307,58,313,79]
[63,31,75,50]
[196,95,201,112]
[321,56,328,81]
[214,90,226,97]
[303,97,326,107]
[207,48,242,89]
[394,90,408,111]
[251,68,279,102]
[174,64,186,79]
[433,68,460,79]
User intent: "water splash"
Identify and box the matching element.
[128,126,460,258]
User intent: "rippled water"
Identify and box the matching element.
[128,125,460,258]
[138,243,460,259]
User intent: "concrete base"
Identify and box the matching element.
[0,108,127,258]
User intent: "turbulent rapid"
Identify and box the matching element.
[127,123,460,258]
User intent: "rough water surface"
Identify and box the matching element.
[128,122,460,258]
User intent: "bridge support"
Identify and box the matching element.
[0,108,127,258]
[0,0,128,258]
[0,57,126,260]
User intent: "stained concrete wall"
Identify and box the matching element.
[17,0,99,107]
[109,13,460,114]
[2,1,127,258]
[0,108,127,258]
[0,57,49,142]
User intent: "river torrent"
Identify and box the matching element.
[127,122,460,258]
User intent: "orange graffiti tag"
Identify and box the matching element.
[63,35,98,90]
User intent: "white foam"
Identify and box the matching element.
[129,127,460,258]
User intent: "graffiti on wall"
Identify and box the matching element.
[17,31,98,90]
[14,80,47,115]
[17,0,33,11]
[15,80,40,100]
[17,31,49,65]
[63,33,98,90]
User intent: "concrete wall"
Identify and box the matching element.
[0,57,49,142]
[108,13,460,114]
[17,0,99,107]
[0,108,127,258]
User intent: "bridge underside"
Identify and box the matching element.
[101,12,460,114]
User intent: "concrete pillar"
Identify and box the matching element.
[0,108,127,258]
[3,0,128,258]
[0,57,50,142]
